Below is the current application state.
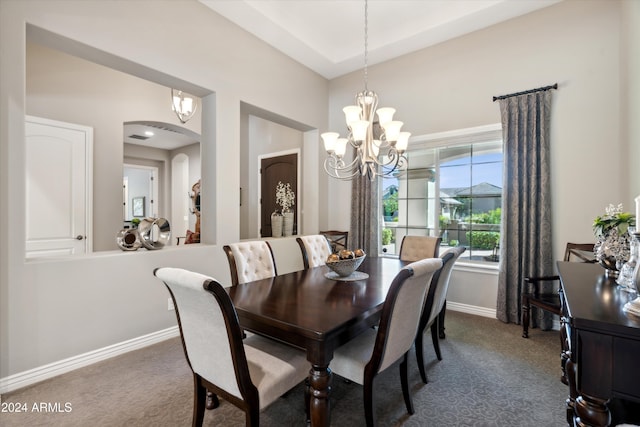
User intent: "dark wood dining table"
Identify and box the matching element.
[226,256,407,427]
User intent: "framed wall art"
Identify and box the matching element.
[132,196,145,217]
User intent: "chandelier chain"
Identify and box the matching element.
[363,0,368,91]
[320,0,410,181]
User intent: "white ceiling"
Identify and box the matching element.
[124,121,200,151]
[200,0,561,79]
[127,0,561,150]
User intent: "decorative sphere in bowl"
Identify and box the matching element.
[326,254,366,277]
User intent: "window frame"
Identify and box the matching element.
[379,123,503,269]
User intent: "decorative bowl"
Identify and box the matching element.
[326,255,366,277]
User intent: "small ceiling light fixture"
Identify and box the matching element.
[321,0,409,181]
[171,89,198,124]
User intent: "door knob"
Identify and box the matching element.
[76,235,84,240]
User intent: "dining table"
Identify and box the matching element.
[226,256,408,427]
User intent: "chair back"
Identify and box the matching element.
[223,241,277,286]
[319,230,349,253]
[399,235,442,262]
[564,243,596,263]
[297,235,332,269]
[423,246,466,327]
[153,267,253,402]
[370,258,442,375]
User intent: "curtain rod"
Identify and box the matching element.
[492,83,558,102]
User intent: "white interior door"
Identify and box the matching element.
[25,116,93,258]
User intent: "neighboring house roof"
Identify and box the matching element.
[382,184,398,199]
[440,190,462,205]
[382,182,502,204]
[384,182,501,202]
[441,182,502,197]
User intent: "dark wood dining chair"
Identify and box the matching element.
[328,257,443,427]
[223,241,277,286]
[296,235,332,269]
[415,246,466,384]
[153,267,309,427]
[521,242,595,339]
[319,230,348,253]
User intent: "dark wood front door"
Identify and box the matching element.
[261,153,297,237]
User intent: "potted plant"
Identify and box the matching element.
[381,228,395,254]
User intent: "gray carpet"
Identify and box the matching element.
[0,311,567,426]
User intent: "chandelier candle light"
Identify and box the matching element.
[171,89,198,124]
[321,0,409,181]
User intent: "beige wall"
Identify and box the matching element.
[28,42,205,250]
[326,0,634,310]
[242,116,304,239]
[0,0,327,381]
[1,0,636,389]
[623,0,640,201]
[329,0,629,253]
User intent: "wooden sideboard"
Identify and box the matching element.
[558,261,640,426]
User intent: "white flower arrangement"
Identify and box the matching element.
[275,181,295,214]
[593,203,636,267]
[593,203,635,237]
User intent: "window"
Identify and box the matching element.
[380,124,503,264]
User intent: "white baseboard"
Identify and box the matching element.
[447,301,496,319]
[0,326,179,394]
[1,303,495,395]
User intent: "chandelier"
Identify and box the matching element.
[321,0,409,181]
[171,89,198,124]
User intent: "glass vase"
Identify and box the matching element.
[617,228,639,292]
[595,228,632,279]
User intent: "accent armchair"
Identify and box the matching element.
[522,242,595,339]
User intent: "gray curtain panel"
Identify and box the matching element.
[350,174,380,256]
[496,91,554,329]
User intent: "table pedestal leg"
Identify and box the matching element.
[308,365,332,427]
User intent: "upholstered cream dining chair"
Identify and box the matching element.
[153,267,309,427]
[223,241,277,286]
[328,257,443,427]
[415,246,466,384]
[296,235,332,269]
[398,235,442,261]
